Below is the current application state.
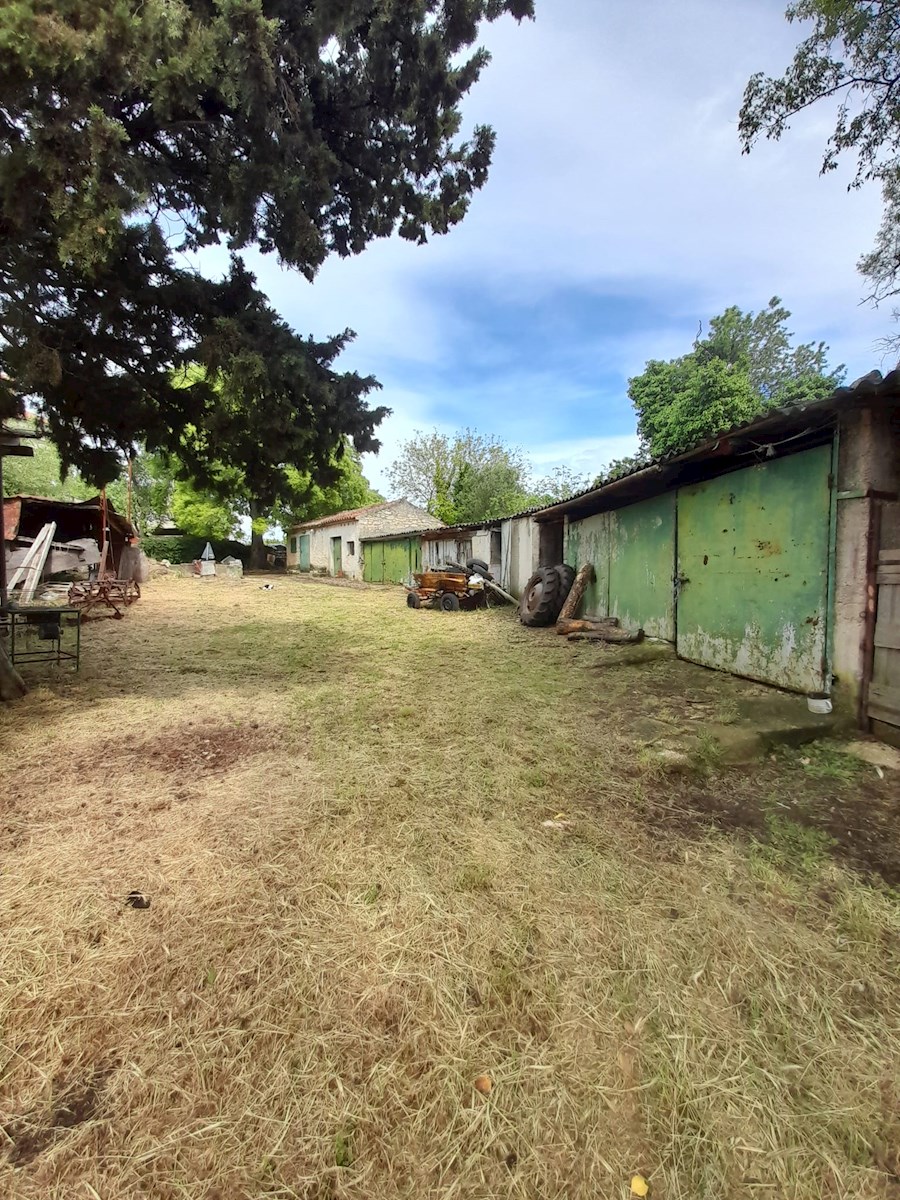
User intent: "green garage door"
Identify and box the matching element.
[676,445,832,693]
[608,492,676,639]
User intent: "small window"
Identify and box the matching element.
[347,540,355,555]
[290,536,297,554]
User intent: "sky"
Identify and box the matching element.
[246,0,891,497]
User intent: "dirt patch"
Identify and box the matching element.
[79,720,284,777]
[641,763,900,886]
[3,1067,112,1167]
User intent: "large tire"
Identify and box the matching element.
[466,557,492,578]
[519,567,563,627]
[440,592,461,612]
[406,592,422,609]
[555,564,576,605]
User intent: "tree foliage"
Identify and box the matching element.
[628,299,843,458]
[280,450,383,528]
[170,481,240,542]
[0,0,531,486]
[739,1,900,308]
[387,429,538,522]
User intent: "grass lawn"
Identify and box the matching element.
[1,574,899,1200]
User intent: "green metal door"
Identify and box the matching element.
[383,538,410,584]
[363,541,383,583]
[566,512,610,620]
[331,536,341,576]
[298,534,310,571]
[608,493,676,639]
[676,445,832,692]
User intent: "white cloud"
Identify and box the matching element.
[246,0,893,496]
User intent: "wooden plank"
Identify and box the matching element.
[878,547,900,563]
[876,567,900,584]
[21,522,56,601]
[873,626,900,651]
[868,682,900,720]
[7,523,52,591]
[868,701,900,727]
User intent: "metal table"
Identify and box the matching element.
[0,605,82,670]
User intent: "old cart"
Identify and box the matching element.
[406,563,515,612]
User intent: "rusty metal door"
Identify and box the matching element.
[868,547,900,732]
[676,445,833,692]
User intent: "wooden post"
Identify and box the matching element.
[557,562,595,623]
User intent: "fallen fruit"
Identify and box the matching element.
[473,1074,493,1095]
[630,1174,649,1197]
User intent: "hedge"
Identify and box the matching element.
[140,535,251,565]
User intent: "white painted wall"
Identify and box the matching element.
[303,520,361,577]
[500,516,539,597]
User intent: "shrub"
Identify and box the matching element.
[140,535,251,565]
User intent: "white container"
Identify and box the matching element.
[807,695,832,715]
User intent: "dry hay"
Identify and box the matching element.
[0,575,898,1199]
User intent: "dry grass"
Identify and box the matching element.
[1,574,899,1200]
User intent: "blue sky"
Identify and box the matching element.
[246,0,891,494]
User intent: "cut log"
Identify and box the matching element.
[567,628,644,644]
[485,579,518,606]
[556,616,620,636]
[557,562,595,622]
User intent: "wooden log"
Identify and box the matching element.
[485,579,518,606]
[557,562,594,622]
[556,616,620,636]
[567,628,644,644]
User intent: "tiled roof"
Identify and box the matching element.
[289,500,396,531]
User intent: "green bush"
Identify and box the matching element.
[141,535,251,565]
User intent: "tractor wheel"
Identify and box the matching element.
[555,563,576,604]
[519,567,563,627]
[439,592,461,612]
[406,592,421,609]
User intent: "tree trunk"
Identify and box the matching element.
[0,644,26,701]
[557,562,595,623]
[248,498,267,571]
[556,616,620,636]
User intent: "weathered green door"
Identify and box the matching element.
[331,536,342,576]
[298,534,310,571]
[608,493,676,639]
[676,445,832,692]
[382,538,410,584]
[363,541,382,583]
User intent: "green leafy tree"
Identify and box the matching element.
[532,465,592,504]
[0,0,532,484]
[170,480,240,541]
[387,429,536,522]
[280,448,383,529]
[2,419,95,501]
[593,453,651,487]
[628,300,843,458]
[739,1,900,319]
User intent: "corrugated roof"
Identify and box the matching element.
[360,520,501,543]
[529,369,900,521]
[2,494,136,541]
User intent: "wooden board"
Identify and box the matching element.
[868,546,900,731]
